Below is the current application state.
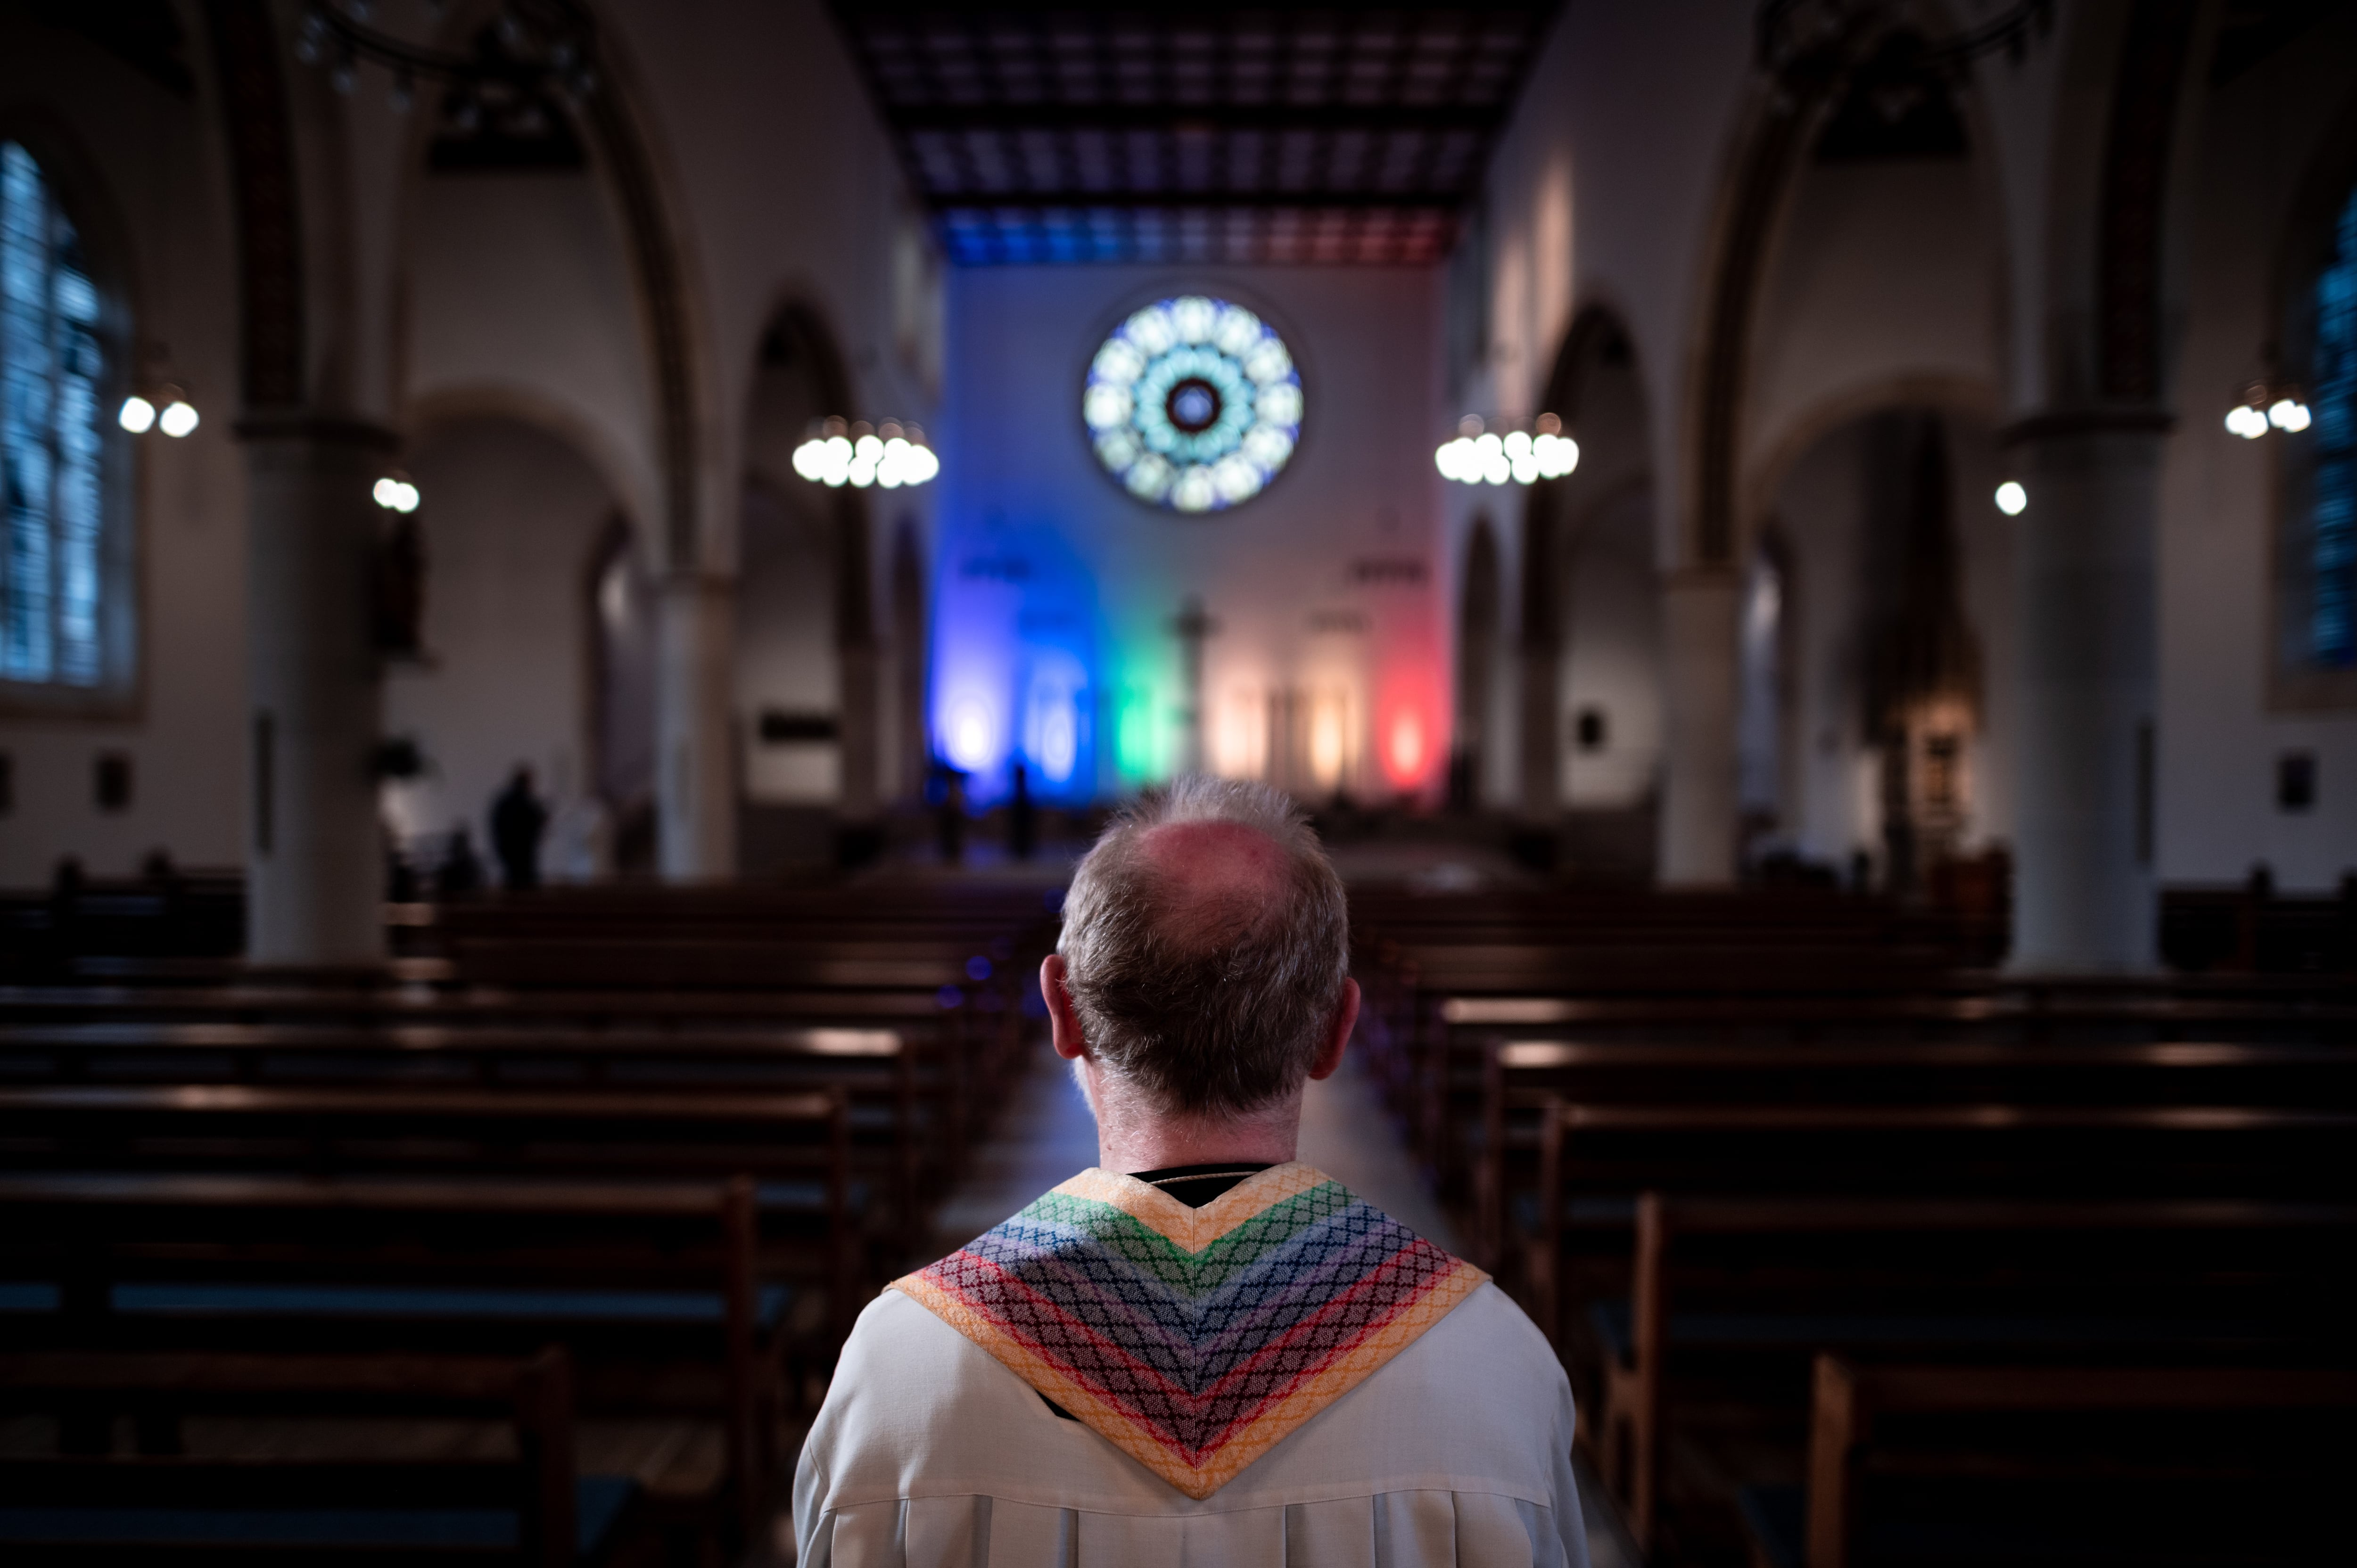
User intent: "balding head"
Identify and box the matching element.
[1056,777,1350,1118]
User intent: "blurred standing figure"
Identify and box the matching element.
[490,766,549,891]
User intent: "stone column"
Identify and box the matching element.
[2003,410,2166,972]
[1657,568,1741,886]
[655,570,737,879]
[240,413,397,968]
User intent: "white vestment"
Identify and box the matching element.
[793,1281,1590,1567]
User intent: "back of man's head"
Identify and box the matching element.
[1056,776,1350,1120]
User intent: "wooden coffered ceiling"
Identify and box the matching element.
[826,4,1565,265]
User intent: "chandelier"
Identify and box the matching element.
[2223,379,2312,440]
[791,419,939,490]
[1434,415,1579,487]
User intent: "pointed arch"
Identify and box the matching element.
[1451,516,1500,809]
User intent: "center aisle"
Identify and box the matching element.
[921,1038,1463,1260]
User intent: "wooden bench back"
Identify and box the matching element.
[0,1347,586,1567]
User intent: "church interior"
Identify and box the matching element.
[1,0,2354,1562]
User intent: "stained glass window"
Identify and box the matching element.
[2302,180,2357,670]
[1,141,107,688]
[1083,296,1303,513]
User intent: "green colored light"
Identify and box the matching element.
[1114,686,1160,783]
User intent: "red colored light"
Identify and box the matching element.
[1384,710,1426,787]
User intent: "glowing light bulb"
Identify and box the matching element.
[1386,711,1425,783]
[945,696,996,771]
[2269,398,2311,434]
[373,477,400,509]
[1994,480,2027,517]
[396,481,420,513]
[158,400,198,438]
[791,440,825,481]
[118,395,156,434]
[2224,404,2268,440]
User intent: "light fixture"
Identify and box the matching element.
[372,472,421,513]
[1994,480,2027,516]
[791,418,938,491]
[121,373,198,439]
[2226,377,2309,441]
[2268,396,2311,434]
[1435,413,1578,486]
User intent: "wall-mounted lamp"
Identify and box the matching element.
[2225,379,2311,440]
[791,418,939,490]
[119,381,198,438]
[372,471,421,513]
[1435,412,1578,486]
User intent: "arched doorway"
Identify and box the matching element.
[1450,518,1500,810]
[736,304,879,872]
[383,415,636,882]
[588,515,658,875]
[1524,307,1662,878]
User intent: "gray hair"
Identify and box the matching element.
[1056,776,1350,1119]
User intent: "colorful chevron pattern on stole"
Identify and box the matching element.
[891,1162,1488,1499]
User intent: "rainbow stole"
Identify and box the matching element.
[891,1162,1487,1499]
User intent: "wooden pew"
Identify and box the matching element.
[0,1082,853,1329]
[0,1346,626,1566]
[0,974,997,1194]
[1403,980,2357,1203]
[1528,1100,2357,1339]
[0,1171,788,1547]
[1740,1357,2357,1568]
[1474,1039,2357,1270]
[0,1018,926,1248]
[1600,1194,2357,1554]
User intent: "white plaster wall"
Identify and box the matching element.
[405,171,658,533]
[1746,158,2001,472]
[736,482,839,804]
[1471,0,1755,514]
[1773,414,2015,873]
[606,0,939,580]
[1560,485,1663,807]
[2156,8,2357,890]
[942,264,1447,804]
[0,8,246,886]
[381,418,615,860]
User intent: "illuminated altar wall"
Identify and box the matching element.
[935,265,1447,807]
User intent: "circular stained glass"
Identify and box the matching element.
[1083,296,1303,513]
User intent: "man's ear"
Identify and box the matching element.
[1041,954,1089,1062]
[1306,977,1359,1082]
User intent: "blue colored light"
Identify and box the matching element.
[931,520,1100,804]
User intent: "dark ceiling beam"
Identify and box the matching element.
[884,103,1501,134]
[929,189,1465,211]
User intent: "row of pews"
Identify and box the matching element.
[0,881,1058,1565]
[1349,886,2357,1568]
